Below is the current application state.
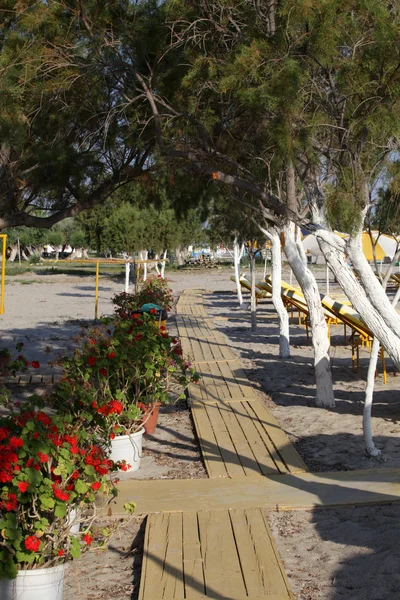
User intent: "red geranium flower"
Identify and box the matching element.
[24,536,41,552]
[52,485,70,502]
[83,533,93,546]
[9,436,24,449]
[58,549,65,557]
[99,367,107,376]
[37,452,49,463]
[106,352,116,359]
[149,308,157,315]
[91,482,101,491]
[31,361,40,369]
[17,481,29,493]
[87,356,96,367]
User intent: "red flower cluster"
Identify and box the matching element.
[87,356,96,367]
[0,492,17,511]
[52,485,70,502]
[24,536,41,552]
[94,399,123,417]
[84,446,114,475]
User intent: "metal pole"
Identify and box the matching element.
[125,262,130,293]
[95,261,99,320]
[1,235,6,314]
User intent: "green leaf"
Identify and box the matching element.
[70,536,81,559]
[74,479,88,494]
[40,496,55,510]
[55,504,66,518]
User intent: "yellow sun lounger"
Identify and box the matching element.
[230,275,270,303]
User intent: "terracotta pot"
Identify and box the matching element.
[143,402,162,435]
[0,354,10,376]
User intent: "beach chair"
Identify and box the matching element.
[230,275,270,303]
[320,295,387,383]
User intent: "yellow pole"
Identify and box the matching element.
[0,235,6,315]
[95,261,99,320]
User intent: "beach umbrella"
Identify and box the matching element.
[302,231,400,260]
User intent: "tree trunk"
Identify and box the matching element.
[363,257,400,458]
[233,235,244,306]
[160,250,167,278]
[8,245,17,262]
[249,251,257,331]
[175,246,184,266]
[316,229,400,367]
[283,223,335,408]
[363,337,382,458]
[261,227,290,358]
[347,233,400,340]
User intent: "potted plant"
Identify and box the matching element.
[0,401,128,600]
[51,311,198,468]
[112,275,173,318]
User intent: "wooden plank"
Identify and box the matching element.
[218,406,262,476]
[259,509,295,599]
[182,512,205,600]
[190,402,228,478]
[197,510,247,599]
[138,512,170,600]
[188,386,257,405]
[240,402,288,475]
[229,403,277,475]
[230,508,294,599]
[139,512,184,600]
[110,468,400,516]
[247,401,307,474]
[203,404,245,478]
[192,361,258,401]
[160,512,184,599]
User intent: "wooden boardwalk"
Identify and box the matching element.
[177,291,306,479]
[137,289,303,599]
[139,508,294,600]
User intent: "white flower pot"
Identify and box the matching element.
[109,428,144,472]
[0,564,65,600]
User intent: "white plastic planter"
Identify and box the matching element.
[109,428,144,472]
[0,564,65,600]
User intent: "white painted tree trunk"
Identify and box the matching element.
[154,254,160,276]
[316,229,400,367]
[160,250,167,278]
[363,249,400,457]
[363,337,382,458]
[125,262,130,293]
[283,224,335,408]
[347,234,400,340]
[141,250,148,281]
[249,252,257,330]
[260,227,290,358]
[233,236,244,306]
[8,246,17,262]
